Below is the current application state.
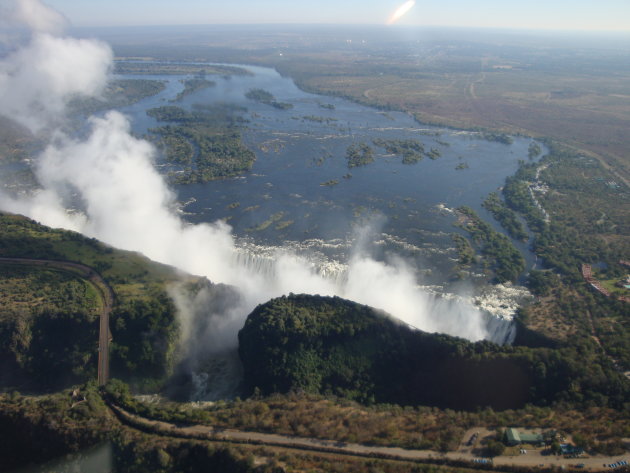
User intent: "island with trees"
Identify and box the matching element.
[172,78,216,102]
[456,206,525,283]
[245,88,293,110]
[345,143,375,168]
[147,104,256,183]
[483,192,529,241]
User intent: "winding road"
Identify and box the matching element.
[1,258,626,471]
[108,404,624,472]
[0,257,114,385]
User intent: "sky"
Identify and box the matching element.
[41,0,630,31]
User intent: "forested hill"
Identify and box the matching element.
[238,294,629,411]
[0,212,190,391]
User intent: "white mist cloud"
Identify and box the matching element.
[2,110,492,345]
[0,32,112,132]
[0,0,499,378]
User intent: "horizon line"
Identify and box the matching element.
[68,23,630,35]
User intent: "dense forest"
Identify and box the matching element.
[147,104,256,183]
[487,142,630,369]
[238,294,629,411]
[456,206,525,283]
[0,213,184,391]
[482,193,529,242]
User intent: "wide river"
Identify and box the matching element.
[118,64,540,291]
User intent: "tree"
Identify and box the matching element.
[572,432,590,451]
[550,439,562,455]
[485,439,506,457]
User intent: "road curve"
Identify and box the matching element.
[109,404,618,472]
[0,257,114,385]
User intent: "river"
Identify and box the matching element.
[117,64,542,291]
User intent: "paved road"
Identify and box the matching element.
[111,405,622,472]
[0,257,114,385]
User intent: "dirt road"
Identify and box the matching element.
[110,405,624,472]
[0,257,114,385]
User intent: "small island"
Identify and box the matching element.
[345,143,375,168]
[172,78,216,102]
[372,138,425,164]
[245,88,293,110]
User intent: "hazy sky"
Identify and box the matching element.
[40,0,630,31]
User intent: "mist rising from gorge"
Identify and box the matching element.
[0,1,513,378]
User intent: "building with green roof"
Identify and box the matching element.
[505,428,544,446]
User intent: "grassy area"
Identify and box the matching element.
[0,264,101,321]
[0,212,190,389]
[598,277,630,297]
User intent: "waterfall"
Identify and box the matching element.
[172,238,528,401]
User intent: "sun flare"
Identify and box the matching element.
[387,0,416,25]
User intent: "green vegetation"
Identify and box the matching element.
[369,139,442,164]
[0,213,184,389]
[0,116,39,164]
[0,264,99,388]
[456,207,525,283]
[2,385,523,473]
[114,61,250,76]
[528,141,543,159]
[452,233,475,268]
[484,439,506,458]
[147,104,255,183]
[372,138,425,164]
[481,133,514,145]
[0,382,114,471]
[426,148,442,159]
[301,115,338,123]
[482,192,529,241]
[238,294,630,411]
[245,88,293,110]
[246,212,286,233]
[105,379,630,454]
[502,163,547,234]
[69,79,166,115]
[2,379,627,472]
[501,142,630,368]
[124,30,630,182]
[1,80,165,166]
[346,143,375,168]
[0,384,282,473]
[275,220,294,231]
[172,78,216,102]
[455,162,469,170]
